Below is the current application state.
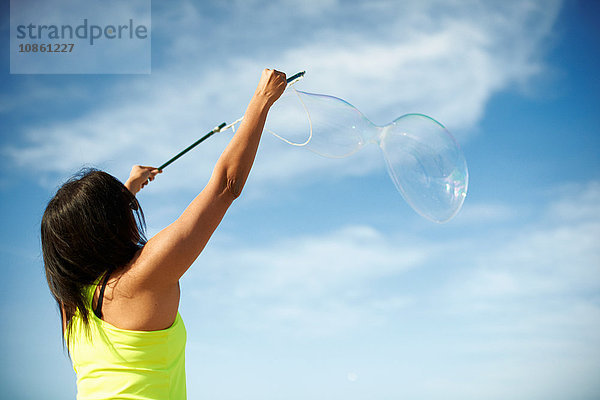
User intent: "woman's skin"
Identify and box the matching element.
[62,69,287,333]
[124,165,161,195]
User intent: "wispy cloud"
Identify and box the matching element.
[3,0,562,193]
[178,179,600,397]
[446,180,600,307]
[183,180,599,341]
[184,224,426,336]
[450,201,518,224]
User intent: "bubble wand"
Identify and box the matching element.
[157,71,305,171]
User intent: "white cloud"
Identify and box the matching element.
[182,182,600,399]
[543,181,600,222]
[138,179,600,400]
[451,202,517,224]
[182,224,426,337]
[178,180,600,398]
[462,183,600,299]
[4,0,562,194]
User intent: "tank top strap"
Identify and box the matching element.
[93,271,111,319]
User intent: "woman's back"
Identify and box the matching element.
[69,274,187,399]
[89,252,181,332]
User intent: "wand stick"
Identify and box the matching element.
[158,71,305,171]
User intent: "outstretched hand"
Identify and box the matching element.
[124,165,161,195]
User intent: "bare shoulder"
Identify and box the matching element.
[95,251,181,331]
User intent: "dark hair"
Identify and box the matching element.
[41,168,146,348]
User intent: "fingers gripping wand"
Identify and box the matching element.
[158,71,306,171]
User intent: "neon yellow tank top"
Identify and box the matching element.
[67,279,187,399]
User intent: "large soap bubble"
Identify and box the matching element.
[159,75,468,223]
[265,88,468,223]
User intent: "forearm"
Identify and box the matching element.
[149,95,271,278]
[212,94,271,198]
[131,70,286,287]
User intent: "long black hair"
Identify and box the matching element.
[41,168,147,347]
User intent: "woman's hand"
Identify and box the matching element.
[253,69,287,107]
[124,165,161,195]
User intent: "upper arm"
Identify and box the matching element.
[131,173,236,287]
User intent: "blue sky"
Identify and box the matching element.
[1,0,599,399]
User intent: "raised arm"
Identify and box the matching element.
[132,69,286,287]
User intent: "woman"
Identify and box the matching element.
[41,69,287,399]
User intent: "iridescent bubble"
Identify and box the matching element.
[265,88,468,223]
[266,89,370,158]
[379,114,468,222]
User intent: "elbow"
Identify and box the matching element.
[212,161,247,200]
[225,176,244,199]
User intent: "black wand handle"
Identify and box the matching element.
[158,122,226,171]
[158,71,305,171]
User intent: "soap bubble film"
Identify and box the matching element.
[265,87,468,222]
[379,114,468,222]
